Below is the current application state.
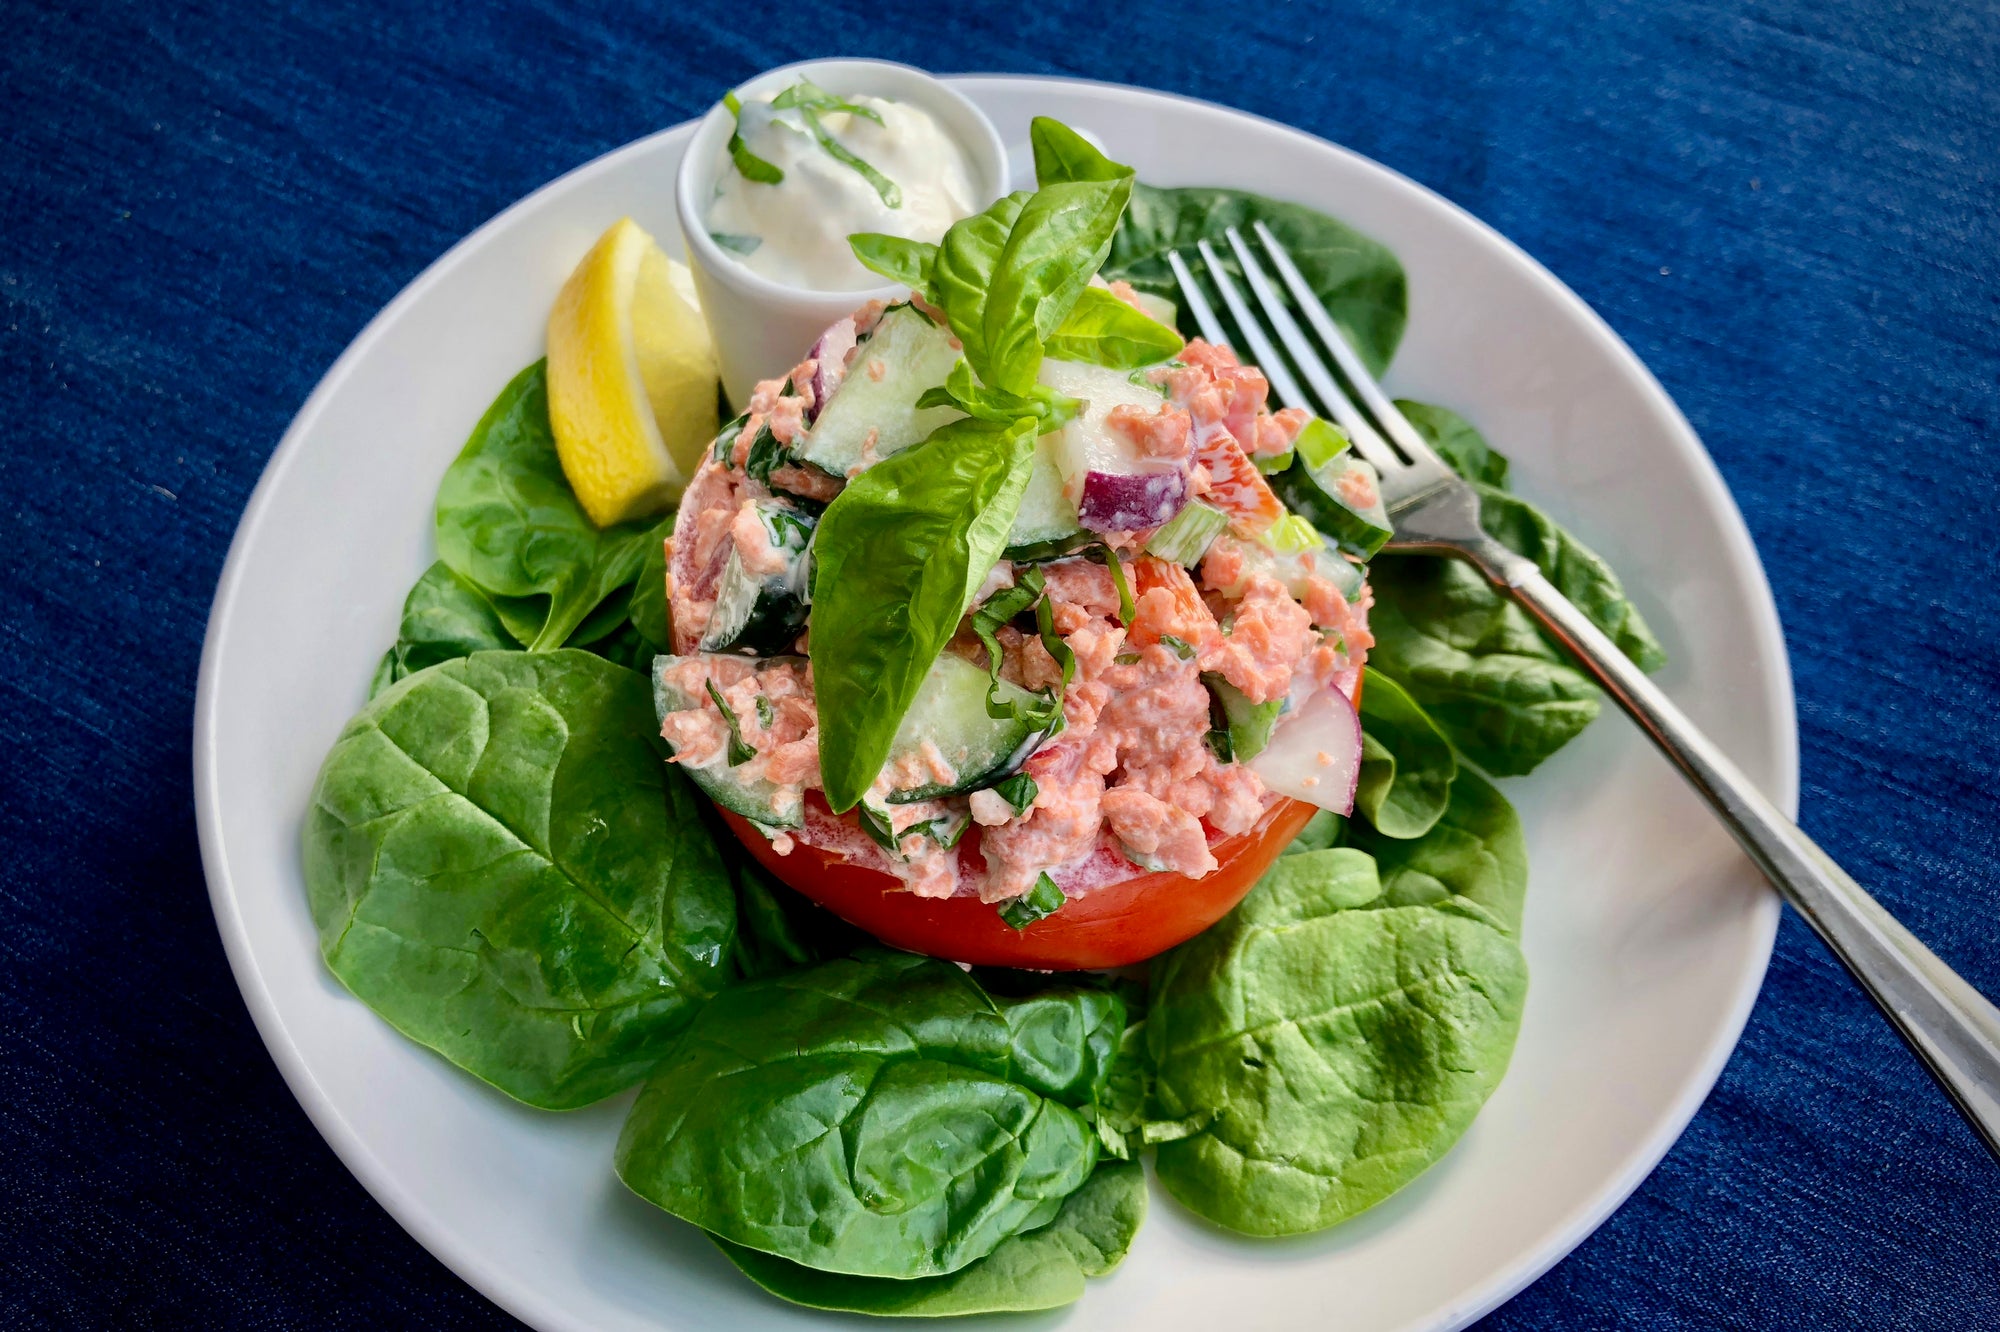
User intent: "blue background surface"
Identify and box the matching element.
[3,0,1996,1326]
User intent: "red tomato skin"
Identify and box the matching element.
[718,798,1320,970]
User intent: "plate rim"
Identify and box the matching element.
[194,72,1795,1332]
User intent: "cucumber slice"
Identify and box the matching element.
[653,655,807,829]
[794,304,964,479]
[882,653,1059,803]
[1271,452,1394,559]
[1003,434,1090,560]
[1145,500,1228,566]
[1202,672,1285,762]
[699,499,815,656]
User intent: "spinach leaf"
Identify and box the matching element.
[1393,399,1509,487]
[809,416,1038,811]
[1472,481,1668,672]
[1283,809,1344,855]
[1396,401,1665,671]
[302,650,736,1109]
[1146,845,1526,1236]
[1105,185,1407,376]
[1355,666,1458,839]
[624,524,671,652]
[1365,554,1602,776]
[614,950,1124,1278]
[1045,285,1185,368]
[380,561,517,686]
[720,823,868,981]
[933,145,1134,396]
[434,362,660,652]
[366,649,397,700]
[1345,766,1528,937]
[712,1159,1146,1317]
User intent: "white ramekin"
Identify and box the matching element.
[675,59,1008,406]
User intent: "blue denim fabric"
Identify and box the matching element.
[2,0,1995,1326]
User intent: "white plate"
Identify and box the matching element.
[195,76,1795,1332]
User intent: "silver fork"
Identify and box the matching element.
[1172,224,2000,1160]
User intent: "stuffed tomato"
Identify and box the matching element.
[651,286,1382,969]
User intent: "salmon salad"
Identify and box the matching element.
[656,304,1382,915]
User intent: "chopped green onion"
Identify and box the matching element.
[1293,417,1351,471]
[705,679,756,766]
[1266,513,1322,555]
[998,873,1066,929]
[754,695,775,728]
[1144,500,1228,567]
[1159,634,1196,660]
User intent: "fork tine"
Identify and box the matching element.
[1250,221,1448,469]
[1166,249,1232,350]
[1188,240,1310,411]
[1218,227,1405,475]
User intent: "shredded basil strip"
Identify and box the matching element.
[1033,590,1078,692]
[706,679,756,766]
[722,92,784,185]
[770,78,886,125]
[800,105,902,209]
[970,567,1065,730]
[856,804,900,853]
[710,231,762,255]
[998,873,1067,929]
[990,772,1040,817]
[1089,545,1135,626]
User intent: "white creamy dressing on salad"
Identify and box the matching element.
[708,90,978,291]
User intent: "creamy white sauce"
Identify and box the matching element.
[708,90,978,291]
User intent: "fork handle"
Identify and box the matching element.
[1490,554,2000,1160]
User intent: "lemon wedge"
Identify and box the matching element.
[547,217,719,527]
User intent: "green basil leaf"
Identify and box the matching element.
[1045,285,1185,368]
[810,416,1039,810]
[916,357,1082,430]
[1365,555,1602,776]
[433,362,659,651]
[1146,842,1526,1235]
[1355,666,1458,839]
[1030,116,1134,185]
[847,233,938,294]
[614,950,1123,1278]
[712,1159,1147,1317]
[934,174,1134,395]
[302,650,736,1110]
[1105,185,1407,376]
